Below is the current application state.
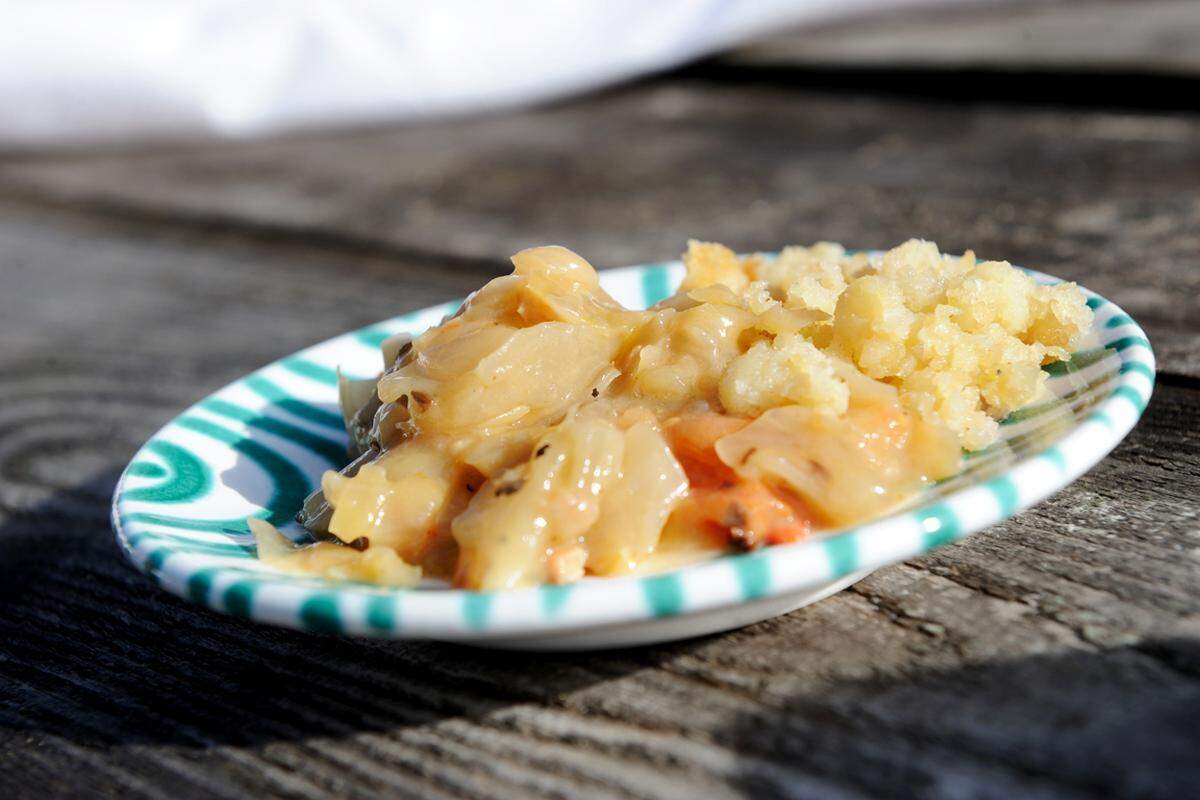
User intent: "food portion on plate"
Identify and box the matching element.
[251,240,1093,590]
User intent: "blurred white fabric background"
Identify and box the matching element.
[5,0,1196,148]
[0,0,955,146]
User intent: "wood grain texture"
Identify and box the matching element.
[728,0,1200,75]
[3,78,1198,376]
[1,72,1198,799]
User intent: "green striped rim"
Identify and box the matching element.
[243,374,344,431]
[640,265,674,306]
[733,553,773,599]
[643,574,686,617]
[281,357,340,386]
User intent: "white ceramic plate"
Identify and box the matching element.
[112,257,1155,649]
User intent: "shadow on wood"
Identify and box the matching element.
[0,470,659,754]
[717,637,1200,798]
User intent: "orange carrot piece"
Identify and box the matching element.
[665,413,749,488]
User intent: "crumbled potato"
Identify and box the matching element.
[719,333,849,417]
[877,239,974,313]
[830,275,918,379]
[774,247,848,315]
[754,242,842,287]
[820,240,1091,446]
[1027,280,1093,356]
[945,260,1037,334]
[679,240,748,293]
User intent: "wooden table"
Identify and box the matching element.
[1,67,1198,799]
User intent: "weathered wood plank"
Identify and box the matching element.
[2,79,1197,375]
[728,0,1200,75]
[0,189,1197,798]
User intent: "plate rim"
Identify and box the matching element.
[111,257,1156,640]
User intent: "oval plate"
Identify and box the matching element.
[112,258,1155,649]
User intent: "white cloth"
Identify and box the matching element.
[0,0,924,146]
